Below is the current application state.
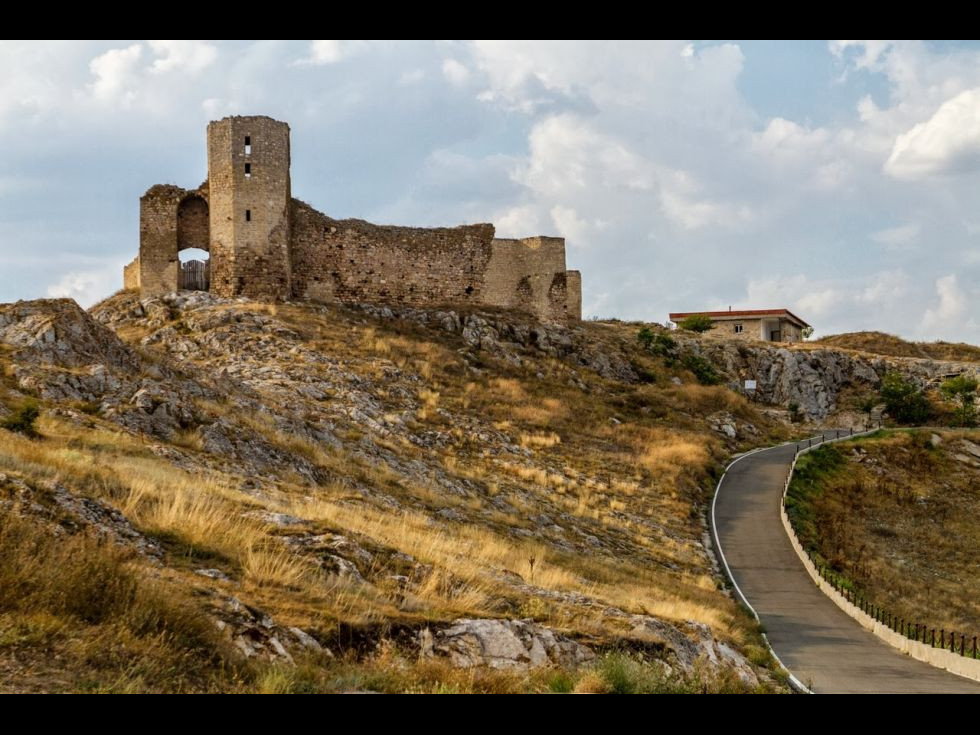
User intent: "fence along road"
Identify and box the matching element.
[713,431,980,693]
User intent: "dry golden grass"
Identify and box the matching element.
[519,431,562,449]
[817,331,980,363]
[0,293,802,692]
[788,430,980,635]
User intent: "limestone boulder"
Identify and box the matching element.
[420,618,595,670]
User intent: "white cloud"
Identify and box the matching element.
[550,205,588,244]
[921,274,968,334]
[493,205,548,238]
[295,40,367,66]
[660,170,753,231]
[520,114,654,197]
[148,40,217,74]
[753,117,829,157]
[399,68,425,85]
[871,222,920,250]
[46,267,120,308]
[746,275,839,319]
[441,59,469,86]
[829,40,894,71]
[308,40,343,65]
[885,88,980,180]
[88,44,142,102]
[856,270,910,305]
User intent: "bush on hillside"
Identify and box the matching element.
[939,375,978,427]
[879,373,931,425]
[637,328,677,358]
[1,399,41,438]
[678,314,714,333]
[681,354,721,386]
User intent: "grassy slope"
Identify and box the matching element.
[817,331,980,363]
[786,430,980,637]
[0,294,792,692]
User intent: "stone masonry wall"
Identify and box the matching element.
[484,237,579,322]
[565,271,582,321]
[138,185,184,297]
[123,257,140,290]
[207,116,292,301]
[138,184,210,297]
[177,195,209,253]
[290,200,495,309]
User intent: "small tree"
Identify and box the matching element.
[801,326,814,341]
[939,375,978,427]
[855,395,877,424]
[637,328,677,359]
[1,399,41,438]
[680,353,721,385]
[879,372,931,425]
[678,314,714,333]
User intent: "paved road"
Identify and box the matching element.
[713,432,980,694]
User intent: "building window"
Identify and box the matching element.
[244,136,251,155]
[734,324,743,334]
[245,210,251,222]
[245,163,251,179]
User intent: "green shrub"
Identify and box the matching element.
[939,375,978,427]
[638,328,677,358]
[879,373,931,425]
[1,400,41,438]
[681,354,721,385]
[788,402,803,423]
[678,314,714,333]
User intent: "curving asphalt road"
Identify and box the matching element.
[713,432,980,694]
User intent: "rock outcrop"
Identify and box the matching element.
[420,618,595,670]
[683,337,978,420]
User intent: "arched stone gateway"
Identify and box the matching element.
[177,196,210,291]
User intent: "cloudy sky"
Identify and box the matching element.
[2,40,979,342]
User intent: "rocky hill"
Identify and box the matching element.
[0,291,974,692]
[816,331,980,364]
[683,334,978,422]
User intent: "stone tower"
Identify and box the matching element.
[206,116,292,300]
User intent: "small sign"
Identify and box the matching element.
[744,380,757,391]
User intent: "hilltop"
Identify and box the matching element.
[817,331,980,363]
[0,293,976,692]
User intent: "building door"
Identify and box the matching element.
[770,329,781,341]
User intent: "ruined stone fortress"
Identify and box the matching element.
[124,115,582,323]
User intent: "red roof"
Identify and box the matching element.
[669,309,811,328]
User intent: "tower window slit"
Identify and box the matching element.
[244,136,251,155]
[245,163,251,179]
[245,210,251,222]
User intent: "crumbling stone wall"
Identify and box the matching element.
[123,257,140,290]
[484,237,581,321]
[138,185,183,296]
[137,185,210,297]
[207,116,291,301]
[290,201,495,307]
